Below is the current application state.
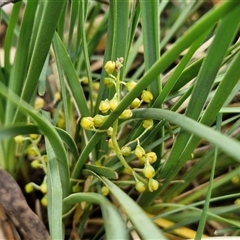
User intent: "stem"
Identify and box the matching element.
[111,70,133,173]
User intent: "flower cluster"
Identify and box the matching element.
[80,58,159,193]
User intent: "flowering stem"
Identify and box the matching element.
[111,70,133,173]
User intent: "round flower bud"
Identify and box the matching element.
[145,152,157,164]
[119,109,132,119]
[25,183,34,193]
[41,195,47,207]
[93,114,107,127]
[72,184,81,193]
[143,119,154,129]
[232,176,240,184]
[34,97,45,110]
[104,61,116,75]
[108,138,114,149]
[99,99,111,113]
[134,145,145,159]
[101,186,110,196]
[130,98,141,108]
[125,80,137,91]
[107,127,113,137]
[104,77,114,88]
[141,90,153,103]
[31,160,40,168]
[40,183,47,194]
[14,135,24,144]
[138,156,146,165]
[93,82,100,91]
[110,98,119,111]
[80,117,94,129]
[29,134,39,140]
[148,178,159,192]
[81,77,88,85]
[143,163,155,178]
[54,92,61,102]
[135,181,146,193]
[121,146,131,156]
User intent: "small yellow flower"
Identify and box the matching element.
[104,77,115,88]
[125,80,137,91]
[93,114,107,128]
[108,138,114,149]
[101,186,110,196]
[148,178,159,192]
[110,98,119,111]
[29,134,39,140]
[99,99,111,113]
[14,135,24,144]
[145,152,157,164]
[81,77,89,85]
[72,184,81,193]
[53,92,61,102]
[31,160,40,168]
[142,119,154,129]
[143,163,155,178]
[80,117,94,129]
[119,109,132,119]
[41,195,47,207]
[34,97,45,110]
[121,146,131,156]
[104,61,116,75]
[25,183,34,193]
[141,90,153,103]
[135,181,146,193]
[134,145,145,158]
[40,183,47,194]
[130,98,141,108]
[107,127,113,137]
[93,82,100,91]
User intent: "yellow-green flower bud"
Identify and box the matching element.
[104,77,114,88]
[54,92,61,102]
[135,181,146,193]
[130,98,141,108]
[25,183,34,193]
[93,114,107,127]
[40,183,47,194]
[42,155,48,163]
[101,186,110,196]
[119,109,132,119]
[143,163,155,178]
[148,178,159,192]
[134,145,145,158]
[31,160,40,168]
[72,184,81,193]
[34,97,45,110]
[99,99,111,113]
[29,134,39,140]
[108,138,114,149]
[26,146,38,157]
[110,98,119,111]
[232,176,240,184]
[41,195,47,207]
[138,156,146,164]
[93,82,100,91]
[145,152,157,164]
[107,127,113,137]
[143,119,154,129]
[141,90,153,103]
[14,135,24,144]
[121,146,131,156]
[80,117,94,129]
[235,199,240,205]
[125,80,137,91]
[81,77,88,85]
[104,61,116,75]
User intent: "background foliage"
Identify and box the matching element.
[0,0,240,239]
